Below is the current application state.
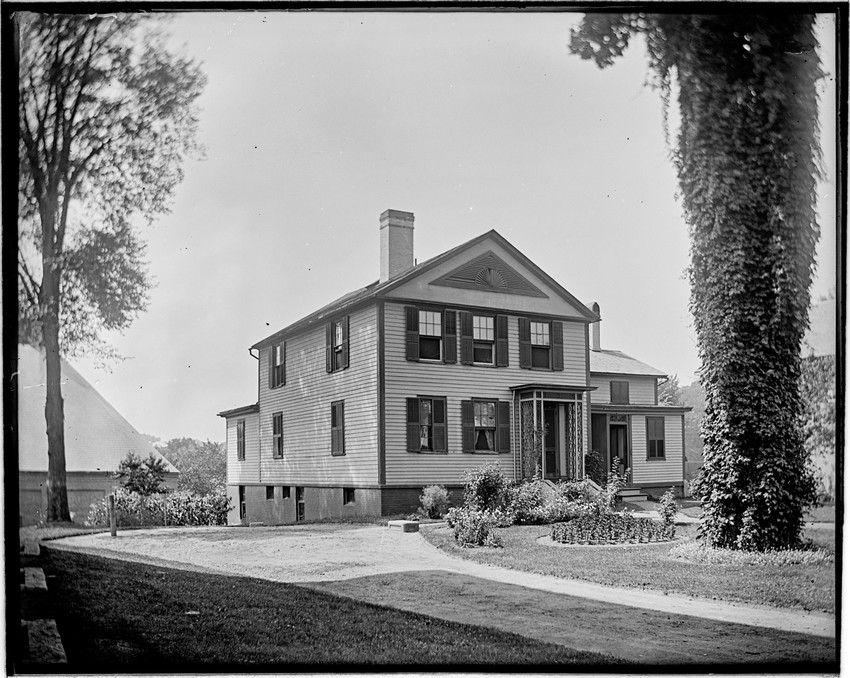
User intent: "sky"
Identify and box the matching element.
[65,10,838,444]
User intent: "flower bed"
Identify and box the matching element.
[550,513,674,545]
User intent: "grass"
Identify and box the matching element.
[421,523,836,613]
[313,570,836,667]
[37,547,616,670]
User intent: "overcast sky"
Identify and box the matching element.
[68,11,838,443]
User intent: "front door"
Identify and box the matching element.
[543,403,559,479]
[609,423,629,480]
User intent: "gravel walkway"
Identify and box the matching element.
[48,524,835,639]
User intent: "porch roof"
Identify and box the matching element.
[509,383,596,392]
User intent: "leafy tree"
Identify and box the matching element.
[657,374,682,406]
[161,438,226,496]
[115,451,168,495]
[18,14,206,521]
[800,355,836,501]
[570,14,821,549]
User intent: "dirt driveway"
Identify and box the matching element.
[49,523,835,641]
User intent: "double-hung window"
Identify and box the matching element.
[418,310,442,361]
[326,316,349,373]
[331,400,345,456]
[406,396,447,453]
[472,315,494,364]
[272,412,283,459]
[646,417,666,459]
[269,342,285,388]
[530,322,550,368]
[236,419,246,461]
[461,399,511,453]
[519,318,563,371]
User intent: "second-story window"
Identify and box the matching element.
[611,381,630,405]
[272,412,283,459]
[530,321,550,368]
[519,318,563,371]
[418,310,442,361]
[326,316,349,373]
[269,342,285,388]
[472,315,494,364]
[237,419,246,461]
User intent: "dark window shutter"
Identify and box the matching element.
[406,398,420,452]
[518,318,531,368]
[326,323,333,373]
[443,311,457,364]
[268,346,274,388]
[341,316,349,370]
[495,314,509,367]
[433,398,447,453]
[459,311,474,365]
[461,400,475,452]
[405,306,419,361]
[551,321,564,372]
[497,401,511,453]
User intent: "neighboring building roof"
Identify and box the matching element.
[252,229,600,350]
[217,403,259,418]
[17,344,178,474]
[589,349,667,377]
[803,297,836,358]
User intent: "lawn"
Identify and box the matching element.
[421,523,836,613]
[35,547,617,670]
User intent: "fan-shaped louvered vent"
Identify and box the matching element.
[430,251,548,298]
[475,267,506,288]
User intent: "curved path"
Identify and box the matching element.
[49,523,835,639]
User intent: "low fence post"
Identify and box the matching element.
[108,493,117,537]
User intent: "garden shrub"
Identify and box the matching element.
[550,513,674,545]
[419,485,450,519]
[448,506,501,548]
[508,481,547,524]
[600,461,629,512]
[85,487,231,527]
[658,487,679,527]
[461,463,510,512]
[583,448,605,485]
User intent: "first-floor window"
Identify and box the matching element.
[462,399,511,453]
[272,412,283,458]
[331,400,345,456]
[646,417,666,459]
[406,396,447,453]
[236,419,246,460]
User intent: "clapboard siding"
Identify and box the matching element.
[258,305,379,485]
[384,302,589,485]
[226,412,260,484]
[630,415,684,485]
[590,376,656,405]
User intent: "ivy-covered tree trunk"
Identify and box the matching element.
[570,14,821,549]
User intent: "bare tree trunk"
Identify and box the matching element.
[42,253,71,523]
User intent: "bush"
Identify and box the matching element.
[446,506,503,548]
[85,488,231,527]
[584,449,605,485]
[550,513,674,545]
[461,463,510,512]
[115,451,168,495]
[508,481,547,524]
[658,487,679,527]
[419,485,450,519]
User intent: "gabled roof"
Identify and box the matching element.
[17,344,178,474]
[253,229,599,349]
[589,349,667,378]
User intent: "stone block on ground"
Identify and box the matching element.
[22,619,67,664]
[387,519,420,533]
[22,567,48,591]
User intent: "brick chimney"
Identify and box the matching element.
[380,209,414,283]
[588,301,601,351]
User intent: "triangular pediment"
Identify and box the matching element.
[430,250,548,298]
